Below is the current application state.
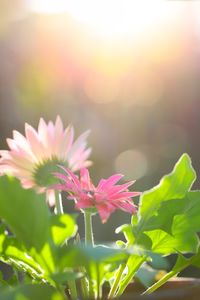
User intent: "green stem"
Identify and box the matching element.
[80,268,89,299]
[84,211,95,298]
[115,256,146,297]
[84,211,94,246]
[56,283,69,300]
[142,271,177,295]
[75,234,89,299]
[97,263,102,300]
[68,281,78,300]
[142,257,192,296]
[54,191,78,299]
[108,263,126,299]
[55,191,64,215]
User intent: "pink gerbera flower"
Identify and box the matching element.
[0,116,91,204]
[54,167,140,223]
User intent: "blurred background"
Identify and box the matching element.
[0,0,200,252]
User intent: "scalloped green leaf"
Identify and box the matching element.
[145,229,198,255]
[143,191,200,254]
[116,154,197,296]
[138,154,196,230]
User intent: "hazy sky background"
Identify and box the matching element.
[0,1,200,245]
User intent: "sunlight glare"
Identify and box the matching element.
[66,0,174,39]
[28,0,67,14]
[28,0,178,40]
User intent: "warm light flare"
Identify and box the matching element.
[66,0,175,39]
[28,0,180,40]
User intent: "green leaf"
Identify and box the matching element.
[148,230,198,255]
[117,255,146,296]
[0,176,49,251]
[116,224,152,250]
[0,284,64,300]
[58,244,128,299]
[144,191,200,254]
[138,154,196,233]
[132,154,198,255]
[50,214,77,246]
[116,154,197,296]
[51,271,82,284]
[59,244,128,269]
[0,231,44,281]
[0,176,78,282]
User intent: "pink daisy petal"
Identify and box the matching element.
[75,199,93,209]
[0,116,91,205]
[107,181,135,196]
[80,168,94,191]
[97,174,124,191]
[109,191,141,200]
[112,200,137,214]
[97,203,115,223]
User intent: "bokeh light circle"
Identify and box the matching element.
[114,149,148,180]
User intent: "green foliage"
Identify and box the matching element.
[116,154,200,296]
[137,153,196,234]
[0,231,43,282]
[0,284,64,300]
[0,176,77,287]
[1,153,200,298]
[58,244,129,298]
[0,176,49,251]
[50,214,77,246]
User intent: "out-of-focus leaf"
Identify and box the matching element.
[51,271,82,284]
[0,233,44,281]
[58,244,128,298]
[0,284,64,300]
[135,264,162,288]
[0,270,9,287]
[58,244,128,269]
[0,176,49,251]
[50,214,77,246]
[0,176,79,285]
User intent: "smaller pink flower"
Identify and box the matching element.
[54,167,140,223]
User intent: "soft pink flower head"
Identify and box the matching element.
[0,116,92,204]
[54,167,140,223]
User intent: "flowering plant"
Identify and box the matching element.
[0,117,200,299]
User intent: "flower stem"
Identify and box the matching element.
[54,191,78,299]
[84,210,94,246]
[84,210,95,298]
[55,190,64,215]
